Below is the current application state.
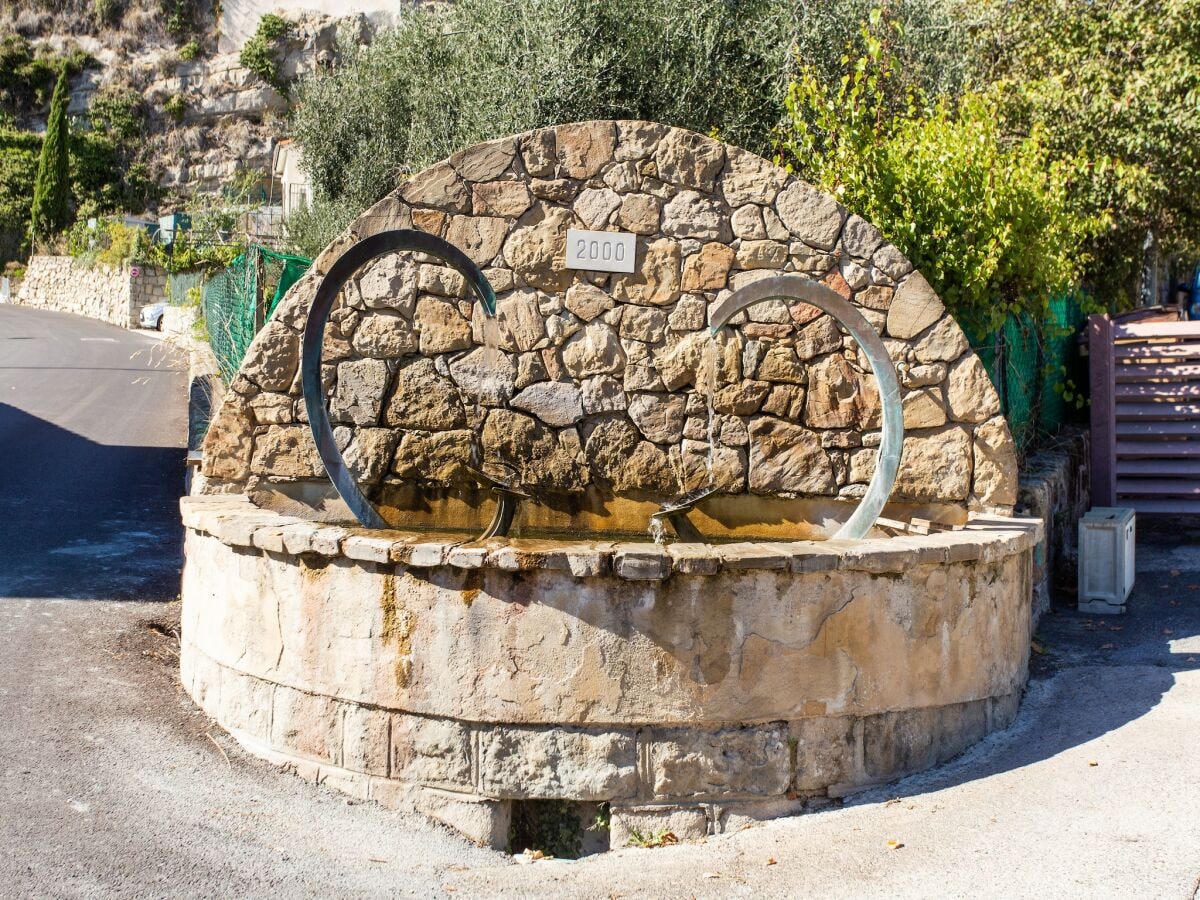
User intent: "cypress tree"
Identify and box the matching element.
[29,65,71,242]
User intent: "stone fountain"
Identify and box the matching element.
[180,120,1039,850]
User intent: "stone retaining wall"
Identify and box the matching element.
[16,255,167,329]
[1019,428,1091,623]
[180,494,1040,848]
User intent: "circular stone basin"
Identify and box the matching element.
[180,495,1041,849]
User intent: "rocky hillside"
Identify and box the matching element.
[1,0,371,207]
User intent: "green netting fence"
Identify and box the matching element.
[966,295,1088,455]
[202,245,312,383]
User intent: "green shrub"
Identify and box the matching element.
[0,34,94,119]
[288,0,966,254]
[160,0,196,40]
[88,86,144,141]
[178,40,201,61]
[162,93,185,122]
[966,0,1200,307]
[778,15,1101,336]
[240,13,292,94]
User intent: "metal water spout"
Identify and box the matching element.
[708,274,904,541]
[302,230,498,530]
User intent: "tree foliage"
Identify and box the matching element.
[287,0,964,256]
[29,64,71,242]
[779,13,1101,334]
[966,0,1200,305]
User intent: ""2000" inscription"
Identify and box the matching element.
[564,228,636,274]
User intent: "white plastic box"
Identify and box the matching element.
[1077,507,1136,614]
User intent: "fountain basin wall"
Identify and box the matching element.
[180,495,1040,847]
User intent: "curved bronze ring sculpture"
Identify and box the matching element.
[709,274,904,540]
[302,229,497,530]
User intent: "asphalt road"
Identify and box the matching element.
[0,304,187,599]
[1,304,1198,898]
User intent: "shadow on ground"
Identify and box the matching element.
[0,403,184,600]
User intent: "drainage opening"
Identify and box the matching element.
[508,800,610,858]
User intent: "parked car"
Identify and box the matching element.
[139,302,166,330]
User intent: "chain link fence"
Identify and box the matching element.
[967,295,1088,455]
[202,245,312,383]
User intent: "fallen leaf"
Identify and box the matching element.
[1187,584,1199,590]
[1100,643,1117,650]
[887,840,905,850]
[1171,600,1182,607]
[1163,628,1174,636]
[1109,625,1123,632]
[703,872,721,879]
[1170,569,1181,577]
[766,858,777,866]
[1088,761,1098,767]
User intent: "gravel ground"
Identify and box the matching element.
[3,306,1198,898]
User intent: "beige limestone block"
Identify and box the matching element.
[612,237,681,307]
[902,387,948,429]
[653,128,726,192]
[914,315,969,363]
[400,161,470,213]
[351,310,419,359]
[893,426,973,501]
[504,204,576,292]
[444,215,507,267]
[736,239,788,270]
[615,119,667,161]
[201,394,254,481]
[250,425,325,478]
[414,298,472,355]
[886,271,945,339]
[681,242,735,292]
[331,358,389,426]
[616,193,661,234]
[972,416,1018,508]
[554,121,616,178]
[564,282,614,321]
[511,380,584,427]
[721,148,788,206]
[562,321,626,378]
[448,136,515,182]
[573,186,622,229]
[946,355,1001,424]
[384,358,466,430]
[747,415,836,494]
[392,429,474,482]
[662,190,731,242]
[242,320,299,392]
[775,181,845,250]
[805,354,880,430]
[472,179,533,218]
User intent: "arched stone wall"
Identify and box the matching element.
[199,120,1017,536]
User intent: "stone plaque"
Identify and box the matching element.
[565,228,636,274]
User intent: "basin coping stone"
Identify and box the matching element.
[179,495,1042,577]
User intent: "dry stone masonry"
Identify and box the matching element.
[199,121,1018,535]
[16,255,167,329]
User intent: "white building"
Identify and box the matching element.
[271,139,312,220]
